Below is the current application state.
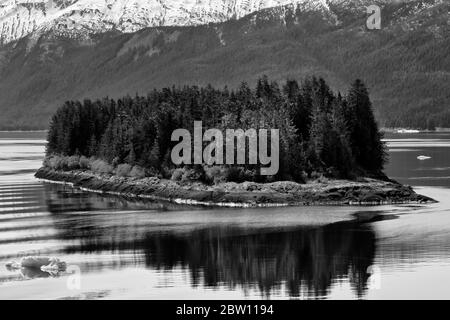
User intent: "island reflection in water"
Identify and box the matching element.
[38,183,381,299]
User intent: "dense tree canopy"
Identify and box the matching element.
[46,76,387,183]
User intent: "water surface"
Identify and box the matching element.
[0,131,449,300]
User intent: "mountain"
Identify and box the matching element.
[0,0,448,130]
[0,0,335,45]
[0,0,424,45]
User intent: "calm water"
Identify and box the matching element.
[0,131,449,300]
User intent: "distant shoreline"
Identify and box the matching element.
[35,168,436,208]
[381,128,450,133]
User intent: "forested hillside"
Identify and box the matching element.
[45,76,386,183]
[0,0,448,130]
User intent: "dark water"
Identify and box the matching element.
[0,131,449,300]
[384,132,450,187]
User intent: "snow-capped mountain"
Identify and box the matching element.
[0,0,330,44]
[2,0,417,45]
[0,0,447,130]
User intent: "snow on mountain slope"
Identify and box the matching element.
[0,0,443,45]
[0,0,336,45]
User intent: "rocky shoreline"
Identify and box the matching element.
[34,167,436,208]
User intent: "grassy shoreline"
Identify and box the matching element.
[35,167,436,208]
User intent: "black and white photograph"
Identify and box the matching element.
[0,0,449,307]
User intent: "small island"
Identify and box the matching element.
[35,76,435,207]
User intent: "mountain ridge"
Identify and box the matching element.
[0,0,330,45]
[0,0,448,130]
[0,0,428,45]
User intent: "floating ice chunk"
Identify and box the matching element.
[5,261,21,270]
[397,129,420,133]
[5,257,66,271]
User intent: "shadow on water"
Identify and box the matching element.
[141,222,377,299]
[60,221,378,299]
[42,183,383,299]
[43,183,202,213]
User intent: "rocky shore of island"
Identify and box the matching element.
[35,167,436,207]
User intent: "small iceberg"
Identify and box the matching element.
[397,129,420,134]
[417,155,432,160]
[6,256,66,272]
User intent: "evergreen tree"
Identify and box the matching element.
[346,79,387,172]
[45,76,387,182]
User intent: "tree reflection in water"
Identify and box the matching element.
[141,222,376,299]
[45,184,377,299]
